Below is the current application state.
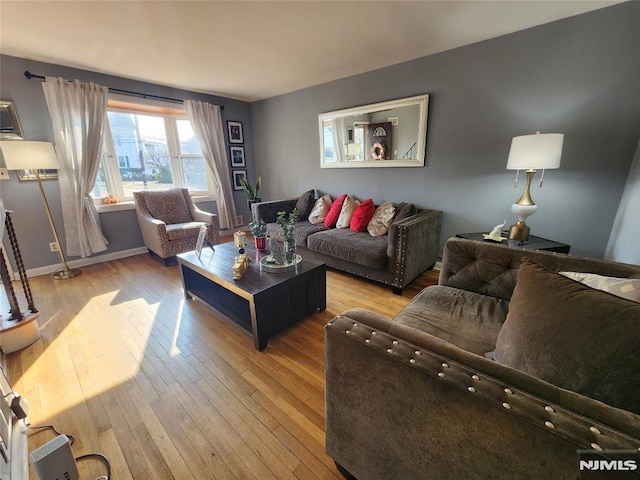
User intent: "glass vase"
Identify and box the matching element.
[284,237,296,264]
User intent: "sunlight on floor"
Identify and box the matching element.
[19,289,165,420]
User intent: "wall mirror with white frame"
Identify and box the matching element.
[0,101,23,140]
[319,94,429,168]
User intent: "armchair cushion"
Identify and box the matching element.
[494,258,640,414]
[143,189,193,224]
[166,222,208,241]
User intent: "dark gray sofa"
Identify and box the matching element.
[252,197,442,293]
[325,237,640,479]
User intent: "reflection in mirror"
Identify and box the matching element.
[319,94,428,168]
[0,101,23,140]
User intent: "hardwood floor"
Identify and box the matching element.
[5,249,439,479]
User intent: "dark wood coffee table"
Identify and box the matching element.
[177,242,326,350]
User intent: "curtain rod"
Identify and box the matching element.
[24,71,224,110]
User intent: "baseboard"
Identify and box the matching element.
[19,247,148,279]
[19,249,441,279]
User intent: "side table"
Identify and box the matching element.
[456,231,570,254]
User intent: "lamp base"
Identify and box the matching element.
[509,221,530,242]
[53,268,82,280]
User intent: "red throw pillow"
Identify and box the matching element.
[324,194,347,228]
[350,198,375,232]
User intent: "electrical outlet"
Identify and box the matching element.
[49,242,59,252]
[0,168,9,180]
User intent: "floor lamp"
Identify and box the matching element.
[0,141,81,280]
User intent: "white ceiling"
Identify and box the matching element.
[0,1,623,102]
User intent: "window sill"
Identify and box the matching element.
[95,195,216,214]
[96,201,135,213]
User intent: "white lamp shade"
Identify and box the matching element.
[0,141,59,170]
[506,133,563,170]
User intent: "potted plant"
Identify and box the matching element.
[248,219,267,251]
[276,208,299,264]
[239,176,262,211]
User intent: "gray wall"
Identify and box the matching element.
[0,55,256,270]
[251,2,640,259]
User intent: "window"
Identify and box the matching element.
[92,100,214,202]
[175,119,208,192]
[322,120,335,161]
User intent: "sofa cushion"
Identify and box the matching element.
[143,189,192,225]
[367,201,395,236]
[350,198,375,232]
[391,285,508,356]
[560,271,640,302]
[336,195,360,229]
[308,195,331,224]
[295,189,316,219]
[265,221,326,246]
[494,258,640,414]
[324,194,347,228]
[307,228,388,269]
[166,221,206,241]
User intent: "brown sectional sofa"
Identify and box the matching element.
[325,237,640,479]
[252,195,442,293]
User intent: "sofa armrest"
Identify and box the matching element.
[387,209,442,288]
[252,198,299,224]
[325,312,640,480]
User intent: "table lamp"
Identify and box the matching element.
[0,141,81,279]
[506,131,563,242]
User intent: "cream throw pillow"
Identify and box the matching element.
[367,201,396,237]
[308,195,332,224]
[336,195,361,229]
[560,271,640,303]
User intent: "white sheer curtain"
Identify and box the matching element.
[332,117,346,162]
[184,100,238,229]
[42,77,109,257]
[605,136,640,265]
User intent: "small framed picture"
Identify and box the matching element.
[230,146,245,167]
[227,121,244,144]
[233,170,247,190]
[195,224,207,259]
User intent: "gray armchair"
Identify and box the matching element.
[133,188,220,265]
